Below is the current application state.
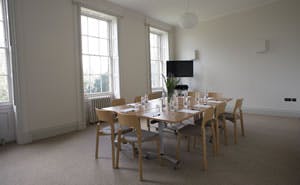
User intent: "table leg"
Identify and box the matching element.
[158,122,165,153]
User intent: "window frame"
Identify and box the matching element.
[0,0,13,105]
[80,11,115,97]
[149,27,169,92]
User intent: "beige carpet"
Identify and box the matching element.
[0,114,300,185]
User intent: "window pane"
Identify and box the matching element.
[90,75,101,93]
[87,17,99,37]
[151,47,159,60]
[101,74,110,92]
[0,1,3,21]
[100,57,109,74]
[83,75,91,94]
[0,21,5,47]
[88,37,100,55]
[150,33,157,48]
[82,55,90,75]
[81,36,88,54]
[81,16,88,35]
[151,60,161,88]
[99,39,109,56]
[90,56,101,75]
[0,75,9,102]
[99,20,108,38]
[0,49,7,75]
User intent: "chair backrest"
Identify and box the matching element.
[117,113,141,132]
[134,96,141,103]
[112,98,126,106]
[148,92,162,100]
[215,102,227,118]
[95,108,114,125]
[202,107,215,127]
[233,98,243,114]
[208,92,222,99]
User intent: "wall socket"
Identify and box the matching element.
[284,98,297,102]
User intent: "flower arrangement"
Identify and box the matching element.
[162,74,180,101]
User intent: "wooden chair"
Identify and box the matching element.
[188,91,196,98]
[112,98,126,106]
[146,92,162,131]
[115,113,161,181]
[215,102,227,150]
[134,96,141,103]
[224,98,244,144]
[208,92,222,99]
[95,109,128,168]
[176,107,217,170]
[148,91,162,100]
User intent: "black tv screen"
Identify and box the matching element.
[167,60,194,77]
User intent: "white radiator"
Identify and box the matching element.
[88,96,112,123]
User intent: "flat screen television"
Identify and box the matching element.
[167,60,193,77]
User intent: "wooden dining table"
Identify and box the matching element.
[102,97,231,168]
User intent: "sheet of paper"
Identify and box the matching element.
[207,100,223,103]
[143,112,161,118]
[178,109,200,114]
[120,108,138,113]
[194,104,212,108]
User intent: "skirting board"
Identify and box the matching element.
[227,106,300,118]
[30,121,86,142]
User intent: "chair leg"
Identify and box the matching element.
[222,119,228,145]
[201,128,208,170]
[147,119,150,131]
[95,133,99,159]
[111,134,115,168]
[137,140,143,181]
[131,143,136,159]
[176,134,181,161]
[193,136,197,149]
[233,121,238,144]
[187,136,191,152]
[156,139,162,165]
[215,120,220,154]
[116,133,122,168]
[240,111,245,136]
[211,124,217,156]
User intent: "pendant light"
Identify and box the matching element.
[179,0,198,29]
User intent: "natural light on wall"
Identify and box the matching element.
[149,27,169,91]
[80,7,120,98]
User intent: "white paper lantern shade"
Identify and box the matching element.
[179,12,199,29]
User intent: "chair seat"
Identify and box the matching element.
[178,124,201,136]
[224,112,239,122]
[100,124,132,135]
[123,130,159,142]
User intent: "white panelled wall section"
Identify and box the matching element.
[175,0,300,117]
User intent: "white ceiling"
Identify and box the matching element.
[107,0,278,26]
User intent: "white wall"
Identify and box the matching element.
[175,0,300,117]
[12,0,173,143]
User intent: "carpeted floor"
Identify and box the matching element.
[0,114,300,185]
